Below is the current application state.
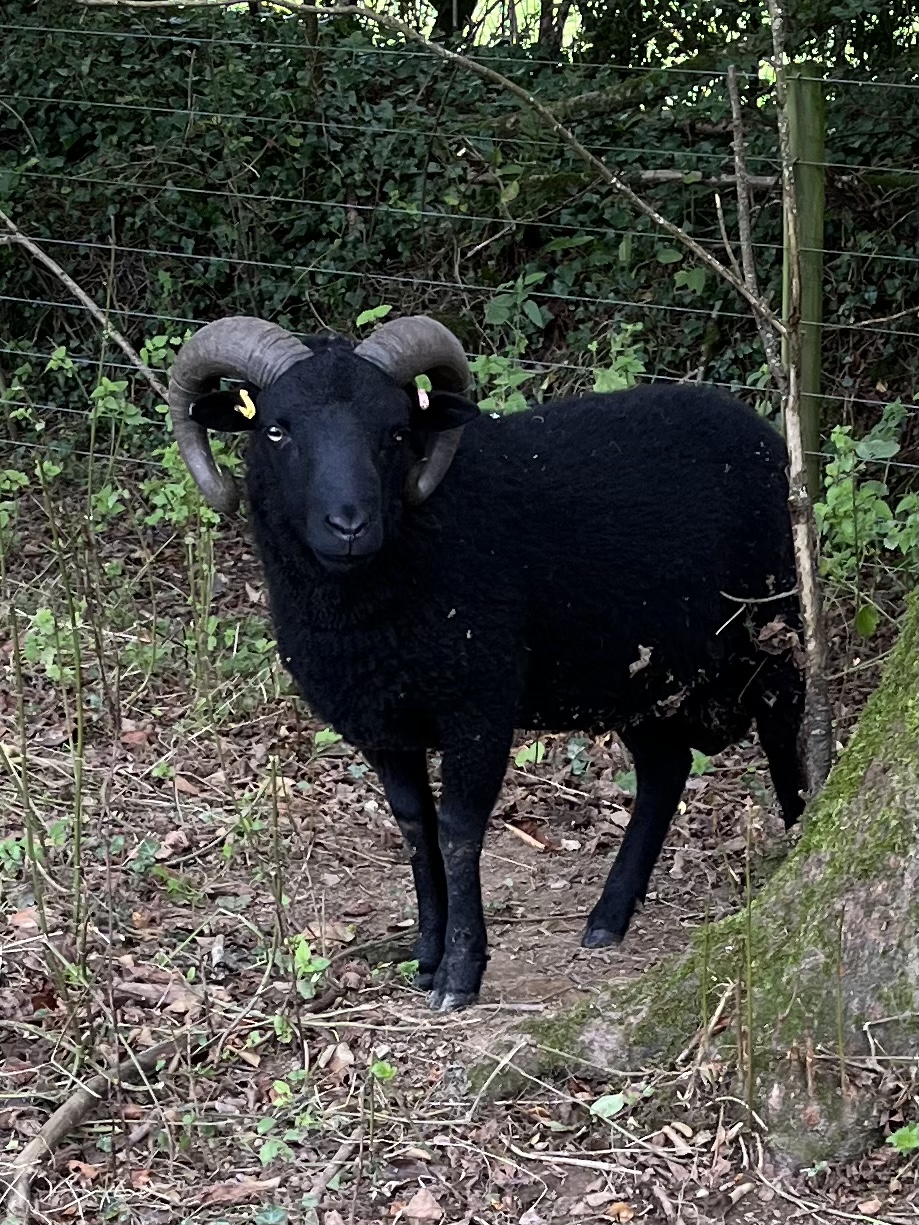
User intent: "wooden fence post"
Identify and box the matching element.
[782,61,825,500]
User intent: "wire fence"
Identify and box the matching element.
[2,8,918,494]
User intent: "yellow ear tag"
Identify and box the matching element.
[236,389,257,420]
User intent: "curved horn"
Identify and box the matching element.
[355,316,471,505]
[168,317,311,513]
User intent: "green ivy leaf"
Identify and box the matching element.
[514,741,545,767]
[522,298,544,328]
[655,247,683,264]
[314,727,342,748]
[590,1093,625,1119]
[854,604,879,638]
[355,304,392,328]
[887,1122,919,1153]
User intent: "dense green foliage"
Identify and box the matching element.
[0,0,916,598]
[1,0,916,411]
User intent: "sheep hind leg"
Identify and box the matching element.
[365,748,447,989]
[582,732,692,949]
[751,658,807,828]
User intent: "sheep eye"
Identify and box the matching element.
[390,427,406,444]
[266,425,285,444]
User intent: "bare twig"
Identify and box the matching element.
[720,586,798,605]
[849,305,919,328]
[767,0,833,795]
[727,65,787,392]
[466,1037,530,1120]
[1,1032,208,1221]
[676,981,734,1066]
[713,191,744,283]
[83,0,784,337]
[307,1128,362,1202]
[0,209,169,402]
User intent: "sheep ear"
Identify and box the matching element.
[189,385,260,432]
[415,390,480,432]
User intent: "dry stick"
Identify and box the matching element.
[727,65,787,393]
[767,0,833,793]
[307,1128,363,1203]
[83,0,784,340]
[0,210,169,402]
[675,980,734,1066]
[1,1033,206,1222]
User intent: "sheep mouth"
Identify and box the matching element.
[313,550,376,575]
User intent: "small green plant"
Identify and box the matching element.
[814,402,918,595]
[514,739,544,767]
[887,1122,919,1153]
[690,749,714,776]
[23,605,79,683]
[290,935,330,1000]
[355,303,392,328]
[142,441,229,529]
[313,726,343,752]
[0,834,24,875]
[589,323,646,392]
[469,351,532,413]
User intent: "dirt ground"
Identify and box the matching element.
[1,514,915,1224]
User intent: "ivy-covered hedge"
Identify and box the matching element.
[1,0,917,420]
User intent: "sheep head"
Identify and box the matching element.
[167,315,477,568]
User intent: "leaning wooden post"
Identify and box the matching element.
[769,15,833,794]
[782,60,825,500]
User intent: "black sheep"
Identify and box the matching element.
[169,314,806,1011]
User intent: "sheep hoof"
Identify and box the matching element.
[414,971,436,991]
[580,923,624,949]
[428,988,477,1012]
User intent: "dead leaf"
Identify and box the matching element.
[628,644,652,676]
[245,582,264,604]
[651,1184,675,1221]
[607,1205,634,1223]
[120,728,150,748]
[324,1212,345,1225]
[38,727,70,747]
[173,775,200,796]
[342,900,372,917]
[154,829,190,859]
[858,1200,883,1216]
[404,1187,443,1223]
[198,1176,282,1207]
[660,1124,693,1154]
[583,1191,615,1208]
[8,908,39,934]
[67,1160,103,1184]
[320,1042,354,1077]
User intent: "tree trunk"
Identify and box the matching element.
[473,598,918,1166]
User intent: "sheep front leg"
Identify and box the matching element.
[365,749,447,989]
[430,722,514,1012]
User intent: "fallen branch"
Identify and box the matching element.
[1,1032,208,1222]
[0,209,169,402]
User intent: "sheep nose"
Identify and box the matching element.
[326,511,370,542]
